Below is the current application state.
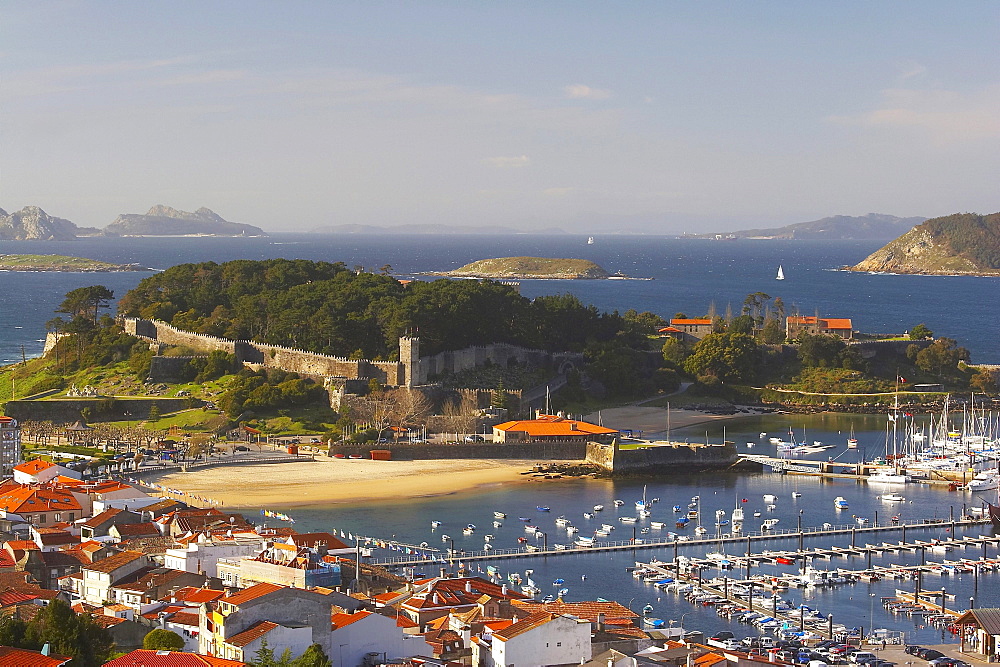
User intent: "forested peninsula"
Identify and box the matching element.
[427,256,611,279]
[850,211,1000,275]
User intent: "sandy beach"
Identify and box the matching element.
[148,458,541,509]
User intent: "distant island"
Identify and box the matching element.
[104,205,266,237]
[0,204,265,239]
[693,213,926,241]
[426,256,613,279]
[0,254,147,272]
[848,211,1000,275]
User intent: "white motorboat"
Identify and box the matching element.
[867,469,910,484]
[834,496,849,509]
[620,517,638,524]
[763,494,777,503]
[966,470,1000,491]
[593,504,605,512]
[650,521,667,529]
[494,511,506,519]
[566,526,578,534]
[555,516,570,526]
[431,520,442,528]
[614,499,625,507]
[879,493,905,502]
[575,536,595,547]
[762,518,780,530]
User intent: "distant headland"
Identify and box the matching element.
[0,204,266,240]
[847,211,1000,276]
[425,256,613,279]
[0,254,148,272]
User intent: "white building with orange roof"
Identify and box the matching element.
[473,611,591,667]
[12,458,79,485]
[785,315,854,340]
[492,414,618,444]
[398,576,526,629]
[330,609,434,667]
[164,533,267,578]
[0,485,84,527]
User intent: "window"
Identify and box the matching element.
[55,513,62,522]
[557,642,562,647]
[38,514,46,523]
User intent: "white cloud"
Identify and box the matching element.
[563,84,611,100]
[828,84,1000,143]
[483,155,530,168]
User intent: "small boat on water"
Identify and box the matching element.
[753,511,762,517]
[695,525,708,535]
[566,526,579,534]
[675,516,690,528]
[672,505,683,513]
[593,504,605,511]
[492,521,503,528]
[880,493,905,502]
[553,578,565,585]
[494,511,506,519]
[762,518,780,530]
[620,517,638,524]
[763,494,777,503]
[537,506,551,512]
[484,534,494,541]
[462,526,475,535]
[555,516,570,526]
[583,512,594,519]
[575,536,595,547]
[524,525,538,533]
[791,492,802,498]
[776,264,785,280]
[834,496,849,510]
[431,520,442,528]
[518,517,532,522]
[614,499,625,507]
[650,521,667,529]
[601,523,615,531]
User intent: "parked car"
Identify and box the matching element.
[850,653,878,664]
[905,647,924,656]
[234,445,250,452]
[918,650,945,661]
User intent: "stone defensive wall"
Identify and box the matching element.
[327,441,587,461]
[123,318,571,392]
[123,318,405,384]
[586,440,738,474]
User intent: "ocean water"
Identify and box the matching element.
[2,234,1000,366]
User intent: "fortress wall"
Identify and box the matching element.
[586,441,738,474]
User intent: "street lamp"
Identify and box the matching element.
[798,509,805,550]
[867,592,877,645]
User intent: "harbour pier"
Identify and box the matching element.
[739,454,974,485]
[371,516,991,567]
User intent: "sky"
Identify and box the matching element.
[2,2,998,234]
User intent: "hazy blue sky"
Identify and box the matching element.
[3,2,998,233]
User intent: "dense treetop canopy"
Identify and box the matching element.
[117,259,625,358]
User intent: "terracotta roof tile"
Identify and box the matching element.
[84,550,145,574]
[170,586,226,604]
[0,645,71,665]
[227,620,278,647]
[332,610,372,629]
[493,416,617,437]
[670,318,712,325]
[220,582,283,606]
[13,459,56,474]
[491,611,558,641]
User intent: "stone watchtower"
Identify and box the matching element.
[399,336,420,387]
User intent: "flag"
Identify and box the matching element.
[897,375,907,383]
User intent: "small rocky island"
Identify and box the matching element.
[848,211,1000,276]
[105,205,266,237]
[429,256,613,279]
[0,254,147,272]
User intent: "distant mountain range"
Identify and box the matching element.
[0,205,265,240]
[697,213,927,240]
[849,211,1000,276]
[307,223,567,235]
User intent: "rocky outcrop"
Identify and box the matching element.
[0,206,79,240]
[848,212,1000,275]
[104,205,266,237]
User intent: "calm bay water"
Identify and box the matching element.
[2,234,999,364]
[3,234,999,638]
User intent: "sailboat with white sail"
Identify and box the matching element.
[776,265,785,280]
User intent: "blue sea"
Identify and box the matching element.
[1,233,998,365]
[3,234,998,640]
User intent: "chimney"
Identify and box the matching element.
[439,567,447,579]
[465,580,472,593]
[597,612,605,631]
[433,593,440,605]
[569,422,578,431]
[501,584,507,596]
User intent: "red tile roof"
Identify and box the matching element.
[104,649,246,666]
[169,610,201,627]
[332,610,372,629]
[670,318,712,326]
[787,315,853,329]
[493,416,617,437]
[170,586,226,604]
[83,550,145,574]
[13,459,55,475]
[113,522,160,537]
[227,620,278,647]
[0,645,71,665]
[287,532,349,550]
[0,487,82,514]
[491,611,558,641]
[513,599,637,621]
[220,582,283,606]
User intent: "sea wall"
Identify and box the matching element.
[586,441,738,474]
[326,441,587,461]
[5,397,192,423]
